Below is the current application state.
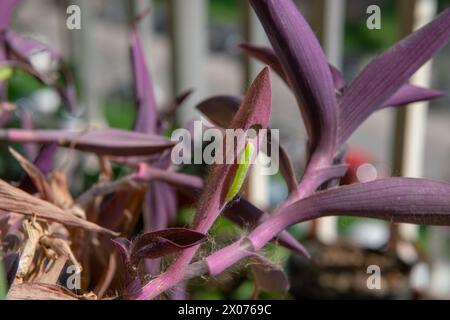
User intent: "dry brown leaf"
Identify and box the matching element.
[0,179,118,235]
[39,235,80,267]
[9,147,54,202]
[33,255,68,285]
[6,283,81,300]
[48,171,74,208]
[15,219,43,281]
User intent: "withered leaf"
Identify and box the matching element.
[6,283,81,300]
[0,179,117,235]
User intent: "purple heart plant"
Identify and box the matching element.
[1,0,450,300]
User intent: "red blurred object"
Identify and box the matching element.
[341,149,374,185]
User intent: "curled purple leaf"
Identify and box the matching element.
[129,228,206,265]
[196,95,242,128]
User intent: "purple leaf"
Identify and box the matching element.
[285,178,450,228]
[270,135,298,194]
[6,32,60,61]
[381,84,445,108]
[111,238,132,264]
[0,0,21,31]
[131,30,157,134]
[31,143,57,175]
[250,0,337,158]
[337,8,450,145]
[193,67,272,233]
[239,43,288,86]
[197,95,299,194]
[329,64,346,92]
[240,43,346,91]
[129,228,207,264]
[19,143,57,195]
[250,254,290,292]
[159,89,193,122]
[196,95,241,128]
[0,128,174,156]
[247,178,450,251]
[5,32,78,112]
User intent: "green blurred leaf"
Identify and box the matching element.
[0,67,13,82]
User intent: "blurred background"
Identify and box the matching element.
[1,0,450,299]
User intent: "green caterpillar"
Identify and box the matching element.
[225,141,255,202]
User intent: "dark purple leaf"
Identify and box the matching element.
[338,8,450,145]
[129,228,207,264]
[111,238,132,263]
[0,128,174,156]
[239,43,288,86]
[159,89,193,122]
[19,143,57,194]
[131,30,157,134]
[381,84,445,108]
[250,0,337,158]
[250,254,290,292]
[2,252,19,289]
[196,95,241,128]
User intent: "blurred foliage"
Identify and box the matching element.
[103,98,136,130]
[209,0,240,24]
